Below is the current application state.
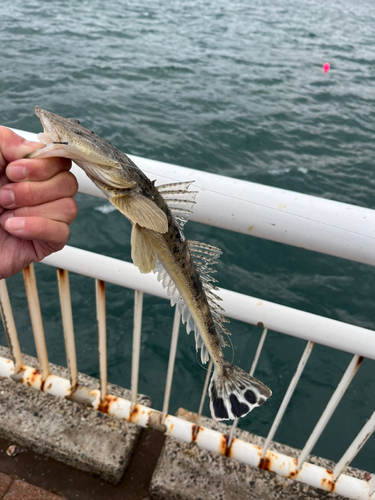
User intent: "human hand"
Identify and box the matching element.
[0,127,78,279]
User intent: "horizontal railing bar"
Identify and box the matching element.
[41,246,375,361]
[0,355,372,500]
[11,128,375,267]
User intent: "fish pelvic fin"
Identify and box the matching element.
[131,224,158,274]
[110,192,168,233]
[209,362,272,421]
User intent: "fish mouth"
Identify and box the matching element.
[34,107,57,143]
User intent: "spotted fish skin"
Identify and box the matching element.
[27,106,272,421]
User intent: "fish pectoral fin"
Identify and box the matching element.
[110,192,168,233]
[131,224,158,274]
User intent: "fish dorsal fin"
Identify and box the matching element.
[110,192,168,233]
[188,240,231,348]
[153,239,230,364]
[157,181,198,229]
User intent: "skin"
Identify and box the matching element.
[0,127,78,279]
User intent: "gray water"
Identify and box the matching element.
[1,0,374,471]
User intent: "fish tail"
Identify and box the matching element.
[208,361,272,421]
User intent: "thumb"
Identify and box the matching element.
[0,127,44,169]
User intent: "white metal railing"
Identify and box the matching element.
[0,257,374,498]
[0,128,373,499]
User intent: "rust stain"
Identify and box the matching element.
[191,424,203,442]
[57,268,65,279]
[46,383,52,390]
[259,451,279,471]
[257,321,264,328]
[219,434,228,456]
[247,225,254,233]
[286,457,299,479]
[130,404,139,419]
[98,394,118,414]
[259,456,271,470]
[219,434,234,458]
[256,301,263,307]
[6,360,11,364]
[355,356,364,372]
[321,477,335,492]
[254,444,262,457]
[97,279,106,295]
[321,469,335,492]
[26,368,46,392]
[27,369,41,387]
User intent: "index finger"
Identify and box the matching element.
[6,157,72,182]
[0,127,45,170]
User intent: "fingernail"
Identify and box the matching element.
[6,217,25,231]
[0,189,15,208]
[1,211,13,223]
[8,166,27,180]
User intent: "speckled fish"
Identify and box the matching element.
[26,106,272,420]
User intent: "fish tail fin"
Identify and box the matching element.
[208,362,272,421]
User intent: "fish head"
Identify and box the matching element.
[30,106,119,167]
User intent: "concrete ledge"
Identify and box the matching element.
[0,346,151,484]
[150,408,368,500]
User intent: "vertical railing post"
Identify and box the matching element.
[131,290,143,411]
[228,327,268,446]
[261,340,314,459]
[57,269,78,389]
[333,411,375,482]
[162,308,181,422]
[23,264,49,382]
[369,474,375,496]
[96,279,107,403]
[195,358,213,434]
[298,354,364,469]
[0,279,23,372]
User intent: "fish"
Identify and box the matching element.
[26,106,272,420]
